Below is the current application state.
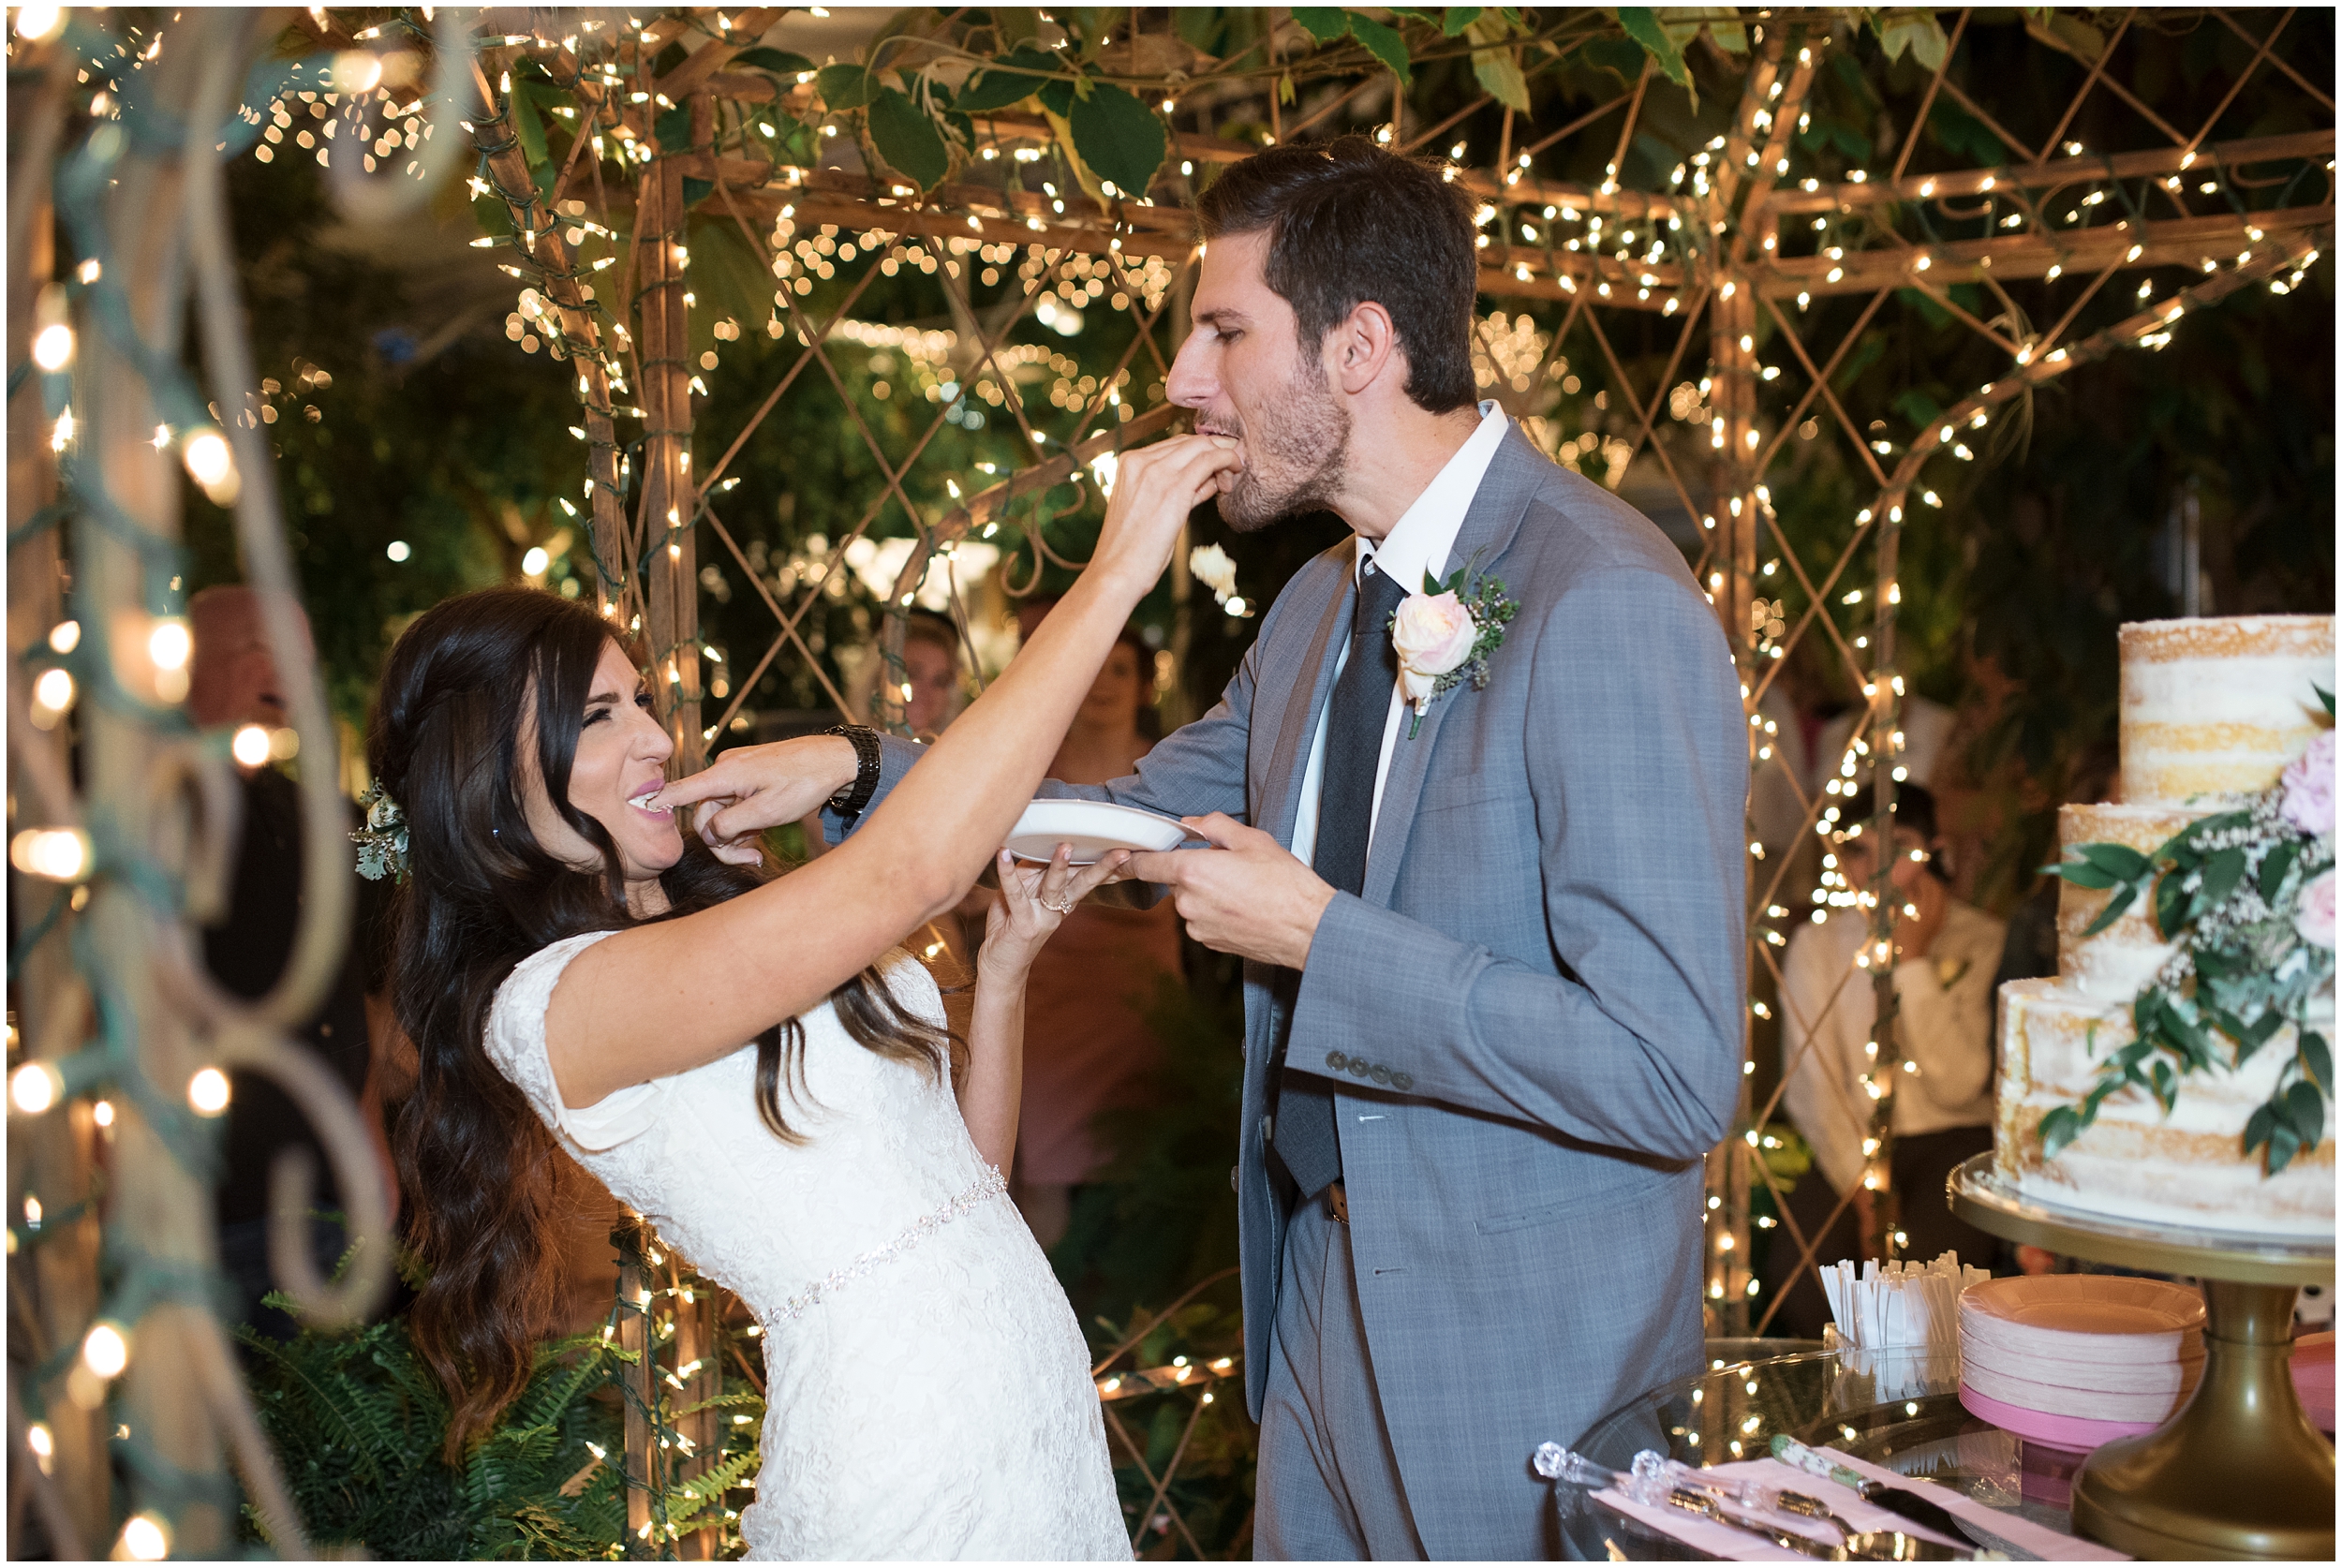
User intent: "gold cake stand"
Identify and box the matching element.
[1949,1156,2335,1560]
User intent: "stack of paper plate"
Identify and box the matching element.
[1957,1275,2205,1451]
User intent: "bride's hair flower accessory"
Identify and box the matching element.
[353,778,409,883]
[1388,557,1517,738]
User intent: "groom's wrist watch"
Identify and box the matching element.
[823,724,882,826]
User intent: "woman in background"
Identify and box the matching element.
[1008,603,1183,1247]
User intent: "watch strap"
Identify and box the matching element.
[823,724,882,824]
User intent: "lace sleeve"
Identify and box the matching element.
[485,929,674,1152]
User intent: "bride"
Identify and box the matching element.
[370,436,1238,1559]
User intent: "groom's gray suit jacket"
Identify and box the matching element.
[838,428,1747,1554]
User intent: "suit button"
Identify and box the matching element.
[1393,1072,1414,1092]
[1327,1051,1347,1070]
[1350,1060,1370,1078]
[1371,1066,1390,1085]
[1230,1165,1239,1193]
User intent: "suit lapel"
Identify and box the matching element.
[1257,559,1354,849]
[1359,427,1545,907]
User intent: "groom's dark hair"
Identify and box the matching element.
[1196,134,1478,413]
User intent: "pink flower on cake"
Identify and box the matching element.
[2296,868,2336,950]
[2281,731,2335,836]
[1389,589,1475,705]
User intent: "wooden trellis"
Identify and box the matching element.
[450,10,2329,1364]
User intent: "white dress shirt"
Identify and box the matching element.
[1291,401,1511,870]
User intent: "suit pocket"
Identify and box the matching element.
[1475,1161,1676,1235]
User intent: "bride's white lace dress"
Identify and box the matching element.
[486,931,1131,1561]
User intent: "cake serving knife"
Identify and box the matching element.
[1771,1436,2037,1561]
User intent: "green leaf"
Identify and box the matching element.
[817,62,877,110]
[2154,866,2189,939]
[2078,882,2139,939]
[1442,7,1483,36]
[2200,845,2248,909]
[2038,1104,2083,1159]
[1036,75,1076,118]
[1471,43,1529,111]
[2261,838,2303,902]
[731,47,815,76]
[2077,841,2154,882]
[2268,1121,2302,1175]
[1068,82,1166,199]
[1349,13,1414,82]
[1292,7,1351,43]
[867,87,949,189]
[509,76,550,173]
[1875,13,1949,71]
[2150,1058,2177,1114]
[2245,1101,2276,1158]
[2236,1009,2288,1066]
[955,46,1060,113]
[1616,7,1691,88]
[2057,861,2124,891]
[2286,1079,2326,1146]
[2319,683,2335,717]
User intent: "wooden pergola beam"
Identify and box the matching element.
[1763,202,2333,295]
[1766,128,2334,214]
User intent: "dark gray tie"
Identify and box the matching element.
[1273,557,1408,1199]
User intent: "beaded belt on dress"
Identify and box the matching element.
[769,1165,1008,1323]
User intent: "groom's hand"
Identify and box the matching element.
[1124,813,1336,970]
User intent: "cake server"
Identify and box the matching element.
[1771,1435,2035,1560]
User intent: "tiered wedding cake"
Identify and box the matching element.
[1995,614,2335,1235]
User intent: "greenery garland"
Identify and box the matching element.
[2042,692,2336,1176]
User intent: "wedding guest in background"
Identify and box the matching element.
[847,608,967,741]
[1767,783,2006,1337]
[1003,601,1181,1247]
[188,585,393,1339]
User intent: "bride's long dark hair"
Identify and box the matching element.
[371,586,951,1457]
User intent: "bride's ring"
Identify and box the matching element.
[1038,892,1078,914]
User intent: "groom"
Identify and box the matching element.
[686,138,1747,1558]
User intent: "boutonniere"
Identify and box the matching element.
[1387,558,1518,739]
[1934,956,1970,990]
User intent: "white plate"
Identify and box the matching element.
[1006,799,1191,865]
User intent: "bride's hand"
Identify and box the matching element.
[653,734,861,866]
[981,844,1131,976]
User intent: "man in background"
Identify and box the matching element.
[188,585,386,1339]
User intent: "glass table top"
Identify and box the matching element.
[1553,1343,2083,1561]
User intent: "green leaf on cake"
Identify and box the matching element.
[2076,842,2154,883]
[2057,861,2125,891]
[2261,839,2303,902]
[2078,882,2139,938]
[2285,1079,2326,1146]
[2244,1101,2276,1161]
[2304,1031,2333,1092]
[2267,1120,2304,1175]
[2154,867,2189,940]
[2198,845,2248,911]
[2150,1058,2177,1114]
[2038,1104,2083,1159]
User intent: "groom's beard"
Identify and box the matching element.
[1212,352,1352,533]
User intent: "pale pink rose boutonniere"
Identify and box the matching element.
[1387,561,1518,738]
